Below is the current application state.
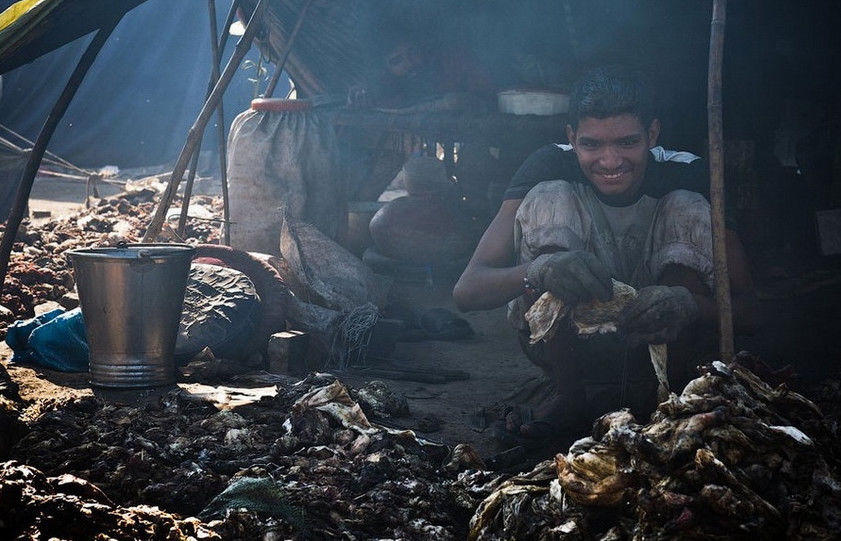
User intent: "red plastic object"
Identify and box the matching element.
[250,98,311,112]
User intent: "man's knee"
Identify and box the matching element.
[649,190,714,289]
[656,190,712,238]
[516,181,589,257]
[517,180,582,222]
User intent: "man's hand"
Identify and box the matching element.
[526,251,613,304]
[619,285,698,345]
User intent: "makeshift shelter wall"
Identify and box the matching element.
[239,0,716,152]
[242,0,840,156]
[0,0,282,169]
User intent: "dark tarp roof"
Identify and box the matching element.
[0,0,148,74]
[2,0,839,156]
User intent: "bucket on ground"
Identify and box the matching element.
[68,243,195,388]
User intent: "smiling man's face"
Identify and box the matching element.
[566,113,660,204]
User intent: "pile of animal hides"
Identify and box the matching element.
[3,353,841,539]
[469,361,841,539]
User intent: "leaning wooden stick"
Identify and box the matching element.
[207,0,232,245]
[707,0,735,361]
[143,0,267,242]
[0,18,121,290]
[178,0,241,241]
[176,144,203,237]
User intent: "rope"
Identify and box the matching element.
[0,123,91,176]
[326,302,379,370]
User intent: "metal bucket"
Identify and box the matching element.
[68,243,195,388]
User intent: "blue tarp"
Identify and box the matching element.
[0,0,285,169]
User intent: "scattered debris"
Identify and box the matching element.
[0,363,25,458]
[0,461,221,540]
[353,379,410,419]
[4,334,841,539]
[5,373,465,538]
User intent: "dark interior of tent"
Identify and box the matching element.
[248,0,841,249]
[235,0,841,375]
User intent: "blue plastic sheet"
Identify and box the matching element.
[5,308,89,372]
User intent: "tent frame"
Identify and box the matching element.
[142,0,270,242]
[177,0,242,242]
[0,11,123,289]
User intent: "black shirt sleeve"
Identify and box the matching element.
[502,144,582,200]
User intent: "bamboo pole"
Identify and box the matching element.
[0,19,121,290]
[208,0,232,245]
[707,0,734,361]
[218,0,241,54]
[176,148,202,237]
[0,123,89,176]
[177,0,231,240]
[143,0,267,242]
[264,0,314,98]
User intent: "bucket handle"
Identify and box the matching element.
[115,240,152,262]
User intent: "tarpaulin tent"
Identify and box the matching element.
[0,0,275,283]
[0,0,270,169]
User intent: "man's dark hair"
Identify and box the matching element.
[568,65,655,130]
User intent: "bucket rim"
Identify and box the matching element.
[67,243,195,259]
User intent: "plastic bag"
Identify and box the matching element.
[6,308,89,372]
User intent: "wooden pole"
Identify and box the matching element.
[177,0,232,241]
[218,0,241,54]
[707,0,734,361]
[208,0,232,245]
[0,19,120,290]
[177,147,202,236]
[264,62,285,99]
[264,0,314,98]
[143,0,267,242]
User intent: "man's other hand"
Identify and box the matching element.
[619,285,698,345]
[526,251,613,304]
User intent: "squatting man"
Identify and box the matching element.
[454,66,761,445]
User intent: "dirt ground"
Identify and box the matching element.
[1,281,542,459]
[341,280,545,457]
[5,174,548,462]
[6,174,841,464]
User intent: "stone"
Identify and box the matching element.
[267,330,309,375]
